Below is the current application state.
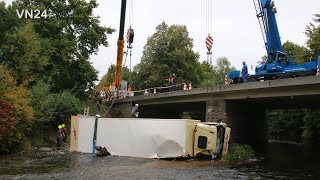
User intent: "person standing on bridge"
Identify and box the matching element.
[242,61,248,83]
[167,74,173,91]
[188,82,192,90]
[172,73,177,91]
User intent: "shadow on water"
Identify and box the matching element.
[0,148,74,175]
[143,158,222,169]
[235,142,320,179]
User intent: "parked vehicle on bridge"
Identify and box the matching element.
[228,0,320,84]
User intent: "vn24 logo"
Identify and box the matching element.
[16,9,52,19]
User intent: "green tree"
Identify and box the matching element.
[1,0,115,100]
[26,0,115,96]
[306,14,320,59]
[95,64,131,91]
[200,61,214,87]
[200,57,235,87]
[0,1,21,45]
[258,55,267,64]
[0,21,49,85]
[0,65,34,153]
[30,81,82,128]
[212,57,236,85]
[45,91,82,126]
[282,41,310,64]
[302,109,320,144]
[268,109,305,142]
[132,22,203,90]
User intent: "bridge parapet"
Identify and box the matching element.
[114,76,320,105]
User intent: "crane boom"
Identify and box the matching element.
[115,0,127,89]
[257,0,283,58]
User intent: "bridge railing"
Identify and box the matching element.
[132,83,184,96]
[99,82,199,101]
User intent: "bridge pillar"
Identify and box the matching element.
[109,102,132,118]
[206,98,267,149]
[206,98,228,124]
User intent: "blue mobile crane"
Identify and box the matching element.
[228,0,320,83]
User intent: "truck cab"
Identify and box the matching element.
[194,122,231,158]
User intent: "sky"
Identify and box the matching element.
[3,0,320,80]
[91,0,319,79]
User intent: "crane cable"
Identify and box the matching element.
[205,0,213,63]
[126,0,134,111]
[124,0,134,72]
[122,0,135,113]
[204,0,214,121]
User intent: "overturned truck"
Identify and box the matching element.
[70,116,231,159]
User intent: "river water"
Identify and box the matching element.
[0,142,319,179]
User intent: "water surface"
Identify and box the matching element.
[0,142,319,179]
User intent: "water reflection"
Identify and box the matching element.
[236,142,320,179]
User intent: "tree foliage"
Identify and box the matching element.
[200,57,235,87]
[302,109,320,143]
[131,22,203,90]
[212,57,236,85]
[96,64,131,91]
[282,41,310,64]
[0,65,34,153]
[0,0,113,152]
[268,109,305,142]
[306,14,320,59]
[0,1,20,45]
[0,0,115,99]
[1,21,49,84]
[30,81,82,128]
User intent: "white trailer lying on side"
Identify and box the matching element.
[70,116,231,159]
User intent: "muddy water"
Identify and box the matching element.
[0,142,319,179]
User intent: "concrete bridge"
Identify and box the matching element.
[110,76,320,147]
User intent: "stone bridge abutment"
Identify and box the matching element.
[206,98,267,148]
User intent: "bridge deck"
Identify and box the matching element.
[115,76,320,105]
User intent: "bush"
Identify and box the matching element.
[30,81,83,129]
[303,109,320,144]
[267,109,304,142]
[0,65,34,153]
[222,143,254,162]
[47,91,83,126]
